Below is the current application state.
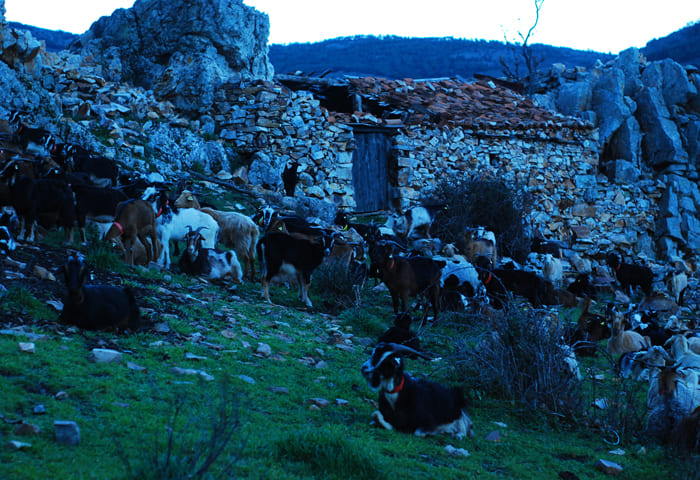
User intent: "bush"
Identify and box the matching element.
[312,258,363,313]
[453,302,584,417]
[428,176,532,262]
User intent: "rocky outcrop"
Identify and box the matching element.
[69,0,274,115]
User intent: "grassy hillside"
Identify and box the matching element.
[0,182,697,480]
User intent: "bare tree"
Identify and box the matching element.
[499,0,544,93]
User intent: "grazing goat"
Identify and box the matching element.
[373,241,445,321]
[606,251,654,296]
[174,190,259,280]
[361,342,474,439]
[178,226,242,284]
[153,192,219,268]
[257,230,335,308]
[71,183,128,243]
[59,256,140,330]
[103,199,158,266]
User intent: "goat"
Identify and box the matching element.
[434,248,482,311]
[59,256,140,330]
[667,270,688,304]
[2,163,77,243]
[377,313,421,351]
[566,272,596,299]
[475,256,555,308]
[618,346,671,381]
[670,405,700,453]
[390,206,434,242]
[646,366,700,443]
[152,192,219,268]
[360,342,474,439]
[606,251,654,296]
[9,111,50,154]
[64,146,119,187]
[257,230,335,308]
[178,226,242,283]
[463,227,497,267]
[0,224,25,269]
[373,241,445,321]
[71,183,128,243]
[174,190,259,280]
[103,199,158,266]
[543,253,563,289]
[531,236,563,259]
[606,308,650,355]
[281,160,300,196]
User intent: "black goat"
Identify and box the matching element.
[377,313,421,351]
[9,111,50,153]
[71,183,128,243]
[59,256,140,330]
[281,160,300,196]
[361,342,474,439]
[257,230,335,308]
[475,256,556,308]
[606,252,654,296]
[65,147,119,187]
[566,272,596,299]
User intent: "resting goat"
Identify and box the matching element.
[178,226,242,284]
[377,313,421,351]
[174,190,259,280]
[606,251,654,296]
[59,256,140,330]
[361,342,474,439]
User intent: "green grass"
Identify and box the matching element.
[2,230,698,479]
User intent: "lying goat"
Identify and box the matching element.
[361,342,474,439]
[178,226,242,284]
[59,256,141,330]
[377,313,421,351]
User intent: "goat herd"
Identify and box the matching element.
[2,111,700,450]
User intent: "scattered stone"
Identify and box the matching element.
[184,352,207,361]
[444,444,470,457]
[32,265,55,281]
[237,375,255,384]
[126,361,147,372]
[33,404,46,414]
[54,391,69,400]
[54,421,80,446]
[314,360,328,369]
[18,342,35,353]
[46,299,64,311]
[256,343,272,357]
[594,398,609,409]
[308,397,330,408]
[335,398,349,407]
[220,328,237,339]
[89,348,123,363]
[7,440,31,450]
[493,421,508,428]
[268,386,289,395]
[14,422,41,435]
[153,322,171,333]
[595,459,623,475]
[170,367,214,381]
[485,430,501,442]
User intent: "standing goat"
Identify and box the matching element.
[360,342,474,439]
[59,256,141,330]
[606,251,654,296]
[103,199,158,266]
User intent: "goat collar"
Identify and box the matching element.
[615,263,621,271]
[113,221,123,235]
[483,272,493,285]
[387,374,405,394]
[387,257,397,271]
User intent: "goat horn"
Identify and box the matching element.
[195,226,207,234]
[378,342,433,361]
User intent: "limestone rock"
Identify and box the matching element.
[595,459,623,475]
[89,348,123,363]
[54,420,80,446]
[70,0,274,113]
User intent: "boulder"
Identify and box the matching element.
[642,59,697,107]
[635,87,688,169]
[70,0,274,113]
[613,47,645,97]
[606,115,642,164]
[556,81,592,116]
[592,68,631,145]
[604,159,640,184]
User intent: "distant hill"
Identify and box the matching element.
[642,20,700,67]
[8,20,699,80]
[268,35,613,80]
[8,22,77,52]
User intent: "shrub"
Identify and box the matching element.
[312,258,363,313]
[453,302,584,417]
[428,176,532,262]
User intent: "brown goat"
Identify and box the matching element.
[104,199,157,266]
[607,310,650,355]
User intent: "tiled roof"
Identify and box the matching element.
[335,76,592,131]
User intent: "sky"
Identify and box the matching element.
[4,0,700,54]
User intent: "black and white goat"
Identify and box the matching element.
[257,230,335,308]
[59,256,141,330]
[178,226,242,283]
[360,342,474,439]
